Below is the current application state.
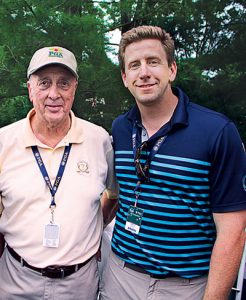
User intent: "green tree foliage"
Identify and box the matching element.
[0,0,245,143]
[100,0,246,142]
[0,0,123,129]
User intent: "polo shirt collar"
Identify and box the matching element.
[170,86,189,127]
[127,87,189,137]
[23,109,84,148]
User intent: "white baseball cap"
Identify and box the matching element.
[27,46,78,79]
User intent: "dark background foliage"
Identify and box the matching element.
[0,0,245,143]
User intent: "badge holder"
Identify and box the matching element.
[125,205,144,234]
[125,181,144,234]
[43,205,60,248]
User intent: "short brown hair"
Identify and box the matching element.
[118,25,175,72]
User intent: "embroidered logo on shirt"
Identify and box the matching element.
[77,161,89,174]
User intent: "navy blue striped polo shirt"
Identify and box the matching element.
[111,87,246,278]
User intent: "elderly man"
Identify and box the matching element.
[0,46,118,300]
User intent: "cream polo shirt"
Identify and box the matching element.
[0,109,118,268]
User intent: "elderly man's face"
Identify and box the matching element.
[27,65,78,129]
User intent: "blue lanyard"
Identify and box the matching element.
[132,124,166,204]
[32,144,72,208]
[132,124,166,167]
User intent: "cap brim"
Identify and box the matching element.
[27,62,78,79]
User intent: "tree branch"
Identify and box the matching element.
[105,1,172,33]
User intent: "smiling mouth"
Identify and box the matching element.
[47,105,60,107]
[46,105,62,112]
[137,83,156,88]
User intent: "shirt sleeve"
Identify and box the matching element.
[105,138,119,200]
[210,121,246,212]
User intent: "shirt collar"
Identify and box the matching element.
[23,109,84,149]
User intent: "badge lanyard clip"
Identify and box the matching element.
[50,199,56,224]
[134,180,141,207]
